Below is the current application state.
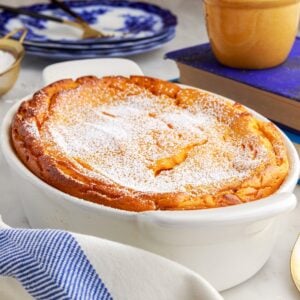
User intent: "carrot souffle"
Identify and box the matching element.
[11,76,289,211]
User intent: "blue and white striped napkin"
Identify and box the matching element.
[0,218,222,300]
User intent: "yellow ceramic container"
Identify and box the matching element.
[204,0,300,69]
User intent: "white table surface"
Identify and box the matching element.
[0,0,300,299]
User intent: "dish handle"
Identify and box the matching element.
[42,58,144,85]
[135,192,297,228]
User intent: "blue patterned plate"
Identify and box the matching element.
[24,30,175,59]
[25,32,174,54]
[23,27,175,50]
[0,0,177,44]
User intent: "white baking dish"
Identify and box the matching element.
[1,62,299,291]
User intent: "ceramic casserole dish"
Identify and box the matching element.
[1,60,299,291]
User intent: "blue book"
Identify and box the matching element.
[166,39,300,132]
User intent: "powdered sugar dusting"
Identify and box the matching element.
[23,120,40,139]
[40,84,270,194]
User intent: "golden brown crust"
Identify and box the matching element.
[11,76,289,211]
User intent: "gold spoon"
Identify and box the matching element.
[291,235,300,292]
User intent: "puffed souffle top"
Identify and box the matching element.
[11,76,289,211]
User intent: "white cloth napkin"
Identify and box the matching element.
[0,217,222,300]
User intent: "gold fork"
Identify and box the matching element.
[50,0,107,39]
[64,20,106,39]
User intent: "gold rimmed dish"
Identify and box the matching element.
[0,28,27,97]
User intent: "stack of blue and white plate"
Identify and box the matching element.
[0,0,177,59]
